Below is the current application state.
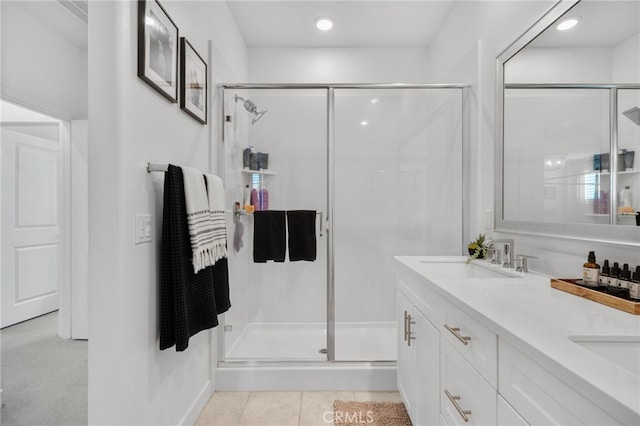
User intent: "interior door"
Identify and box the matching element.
[1,126,61,327]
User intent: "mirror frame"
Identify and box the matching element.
[495,0,640,247]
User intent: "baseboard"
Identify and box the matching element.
[179,380,211,426]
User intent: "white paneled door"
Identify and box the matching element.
[1,127,60,327]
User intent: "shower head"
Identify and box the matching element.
[235,94,269,124]
[622,107,640,126]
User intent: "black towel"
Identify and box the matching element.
[253,210,286,262]
[159,165,230,352]
[287,210,317,262]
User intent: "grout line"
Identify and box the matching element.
[237,391,252,426]
[297,391,303,426]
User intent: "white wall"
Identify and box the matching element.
[249,47,430,83]
[427,0,639,275]
[88,1,247,424]
[1,1,87,120]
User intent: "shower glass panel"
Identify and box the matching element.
[222,89,328,361]
[333,89,463,361]
[618,89,640,225]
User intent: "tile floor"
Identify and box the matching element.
[195,391,403,426]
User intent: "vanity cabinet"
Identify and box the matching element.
[441,338,497,425]
[499,340,622,425]
[397,290,440,426]
[395,258,630,426]
[397,268,499,425]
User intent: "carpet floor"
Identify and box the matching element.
[333,400,412,426]
[1,311,87,425]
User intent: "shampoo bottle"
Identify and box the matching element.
[582,251,600,286]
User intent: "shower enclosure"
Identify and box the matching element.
[219,84,465,365]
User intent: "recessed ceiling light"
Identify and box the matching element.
[556,17,579,31]
[370,98,379,104]
[360,121,368,126]
[315,17,334,31]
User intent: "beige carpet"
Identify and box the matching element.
[333,400,412,426]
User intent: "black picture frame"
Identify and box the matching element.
[180,38,208,124]
[138,0,179,103]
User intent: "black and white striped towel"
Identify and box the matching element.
[205,173,228,263]
[182,166,227,273]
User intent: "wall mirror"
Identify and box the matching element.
[496,0,640,245]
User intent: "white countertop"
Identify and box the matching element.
[394,255,640,424]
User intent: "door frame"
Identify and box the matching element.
[0,98,72,338]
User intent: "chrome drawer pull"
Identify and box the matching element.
[444,389,472,422]
[444,324,471,346]
[403,310,408,341]
[407,314,416,347]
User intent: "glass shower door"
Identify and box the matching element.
[222,88,329,361]
[332,88,463,361]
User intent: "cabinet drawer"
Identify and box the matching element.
[499,340,622,425]
[498,395,528,426]
[441,302,498,387]
[440,338,497,426]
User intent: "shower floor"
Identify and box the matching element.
[225,322,397,362]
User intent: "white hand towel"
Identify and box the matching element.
[205,173,228,263]
[182,166,216,274]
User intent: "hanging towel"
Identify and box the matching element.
[160,165,221,352]
[233,221,244,252]
[287,210,316,262]
[182,166,216,274]
[204,173,228,263]
[253,210,286,262]
[287,210,317,262]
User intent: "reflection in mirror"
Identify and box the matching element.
[500,0,640,238]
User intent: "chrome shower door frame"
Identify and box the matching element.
[218,83,467,365]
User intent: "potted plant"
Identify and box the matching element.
[467,233,490,261]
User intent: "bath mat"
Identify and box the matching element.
[333,400,412,426]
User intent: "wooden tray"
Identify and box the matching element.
[550,278,640,315]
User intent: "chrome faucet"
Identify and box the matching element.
[492,239,514,268]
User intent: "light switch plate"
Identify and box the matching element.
[483,209,493,230]
[135,214,152,244]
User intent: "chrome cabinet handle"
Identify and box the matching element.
[407,314,416,347]
[444,324,471,346]
[403,310,408,342]
[318,211,323,237]
[444,389,472,422]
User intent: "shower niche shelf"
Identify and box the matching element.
[240,169,276,176]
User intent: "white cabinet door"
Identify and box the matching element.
[1,128,60,327]
[441,338,497,426]
[397,290,415,420]
[414,309,440,426]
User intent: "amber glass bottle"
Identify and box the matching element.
[582,251,600,286]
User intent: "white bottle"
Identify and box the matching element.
[620,186,632,208]
[243,184,251,207]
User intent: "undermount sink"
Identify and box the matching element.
[419,259,521,279]
[569,335,640,376]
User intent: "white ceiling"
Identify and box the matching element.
[530,0,640,48]
[226,1,456,47]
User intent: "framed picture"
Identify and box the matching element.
[180,38,208,124]
[138,0,179,103]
